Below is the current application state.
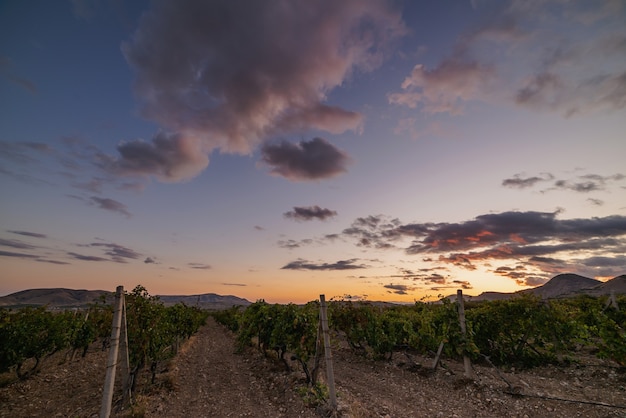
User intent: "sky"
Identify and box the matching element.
[1,0,625,304]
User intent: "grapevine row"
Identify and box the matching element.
[214,294,625,372]
[0,285,209,385]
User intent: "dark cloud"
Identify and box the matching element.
[281,258,367,271]
[277,239,314,249]
[90,196,132,218]
[332,210,626,285]
[580,255,626,268]
[102,132,209,182]
[0,250,38,259]
[0,238,38,250]
[503,172,625,195]
[222,283,247,287]
[118,0,405,182]
[36,259,71,265]
[89,243,142,263]
[144,257,157,264]
[67,252,109,262]
[260,137,349,181]
[189,262,211,270]
[7,230,47,238]
[342,215,402,249]
[587,198,604,206]
[502,173,553,189]
[284,205,338,221]
[384,283,413,295]
[452,280,473,290]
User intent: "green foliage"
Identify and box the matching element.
[233,300,319,381]
[125,285,208,385]
[0,285,208,384]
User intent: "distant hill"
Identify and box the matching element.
[465,274,625,302]
[520,273,601,299]
[158,293,251,309]
[0,288,251,309]
[0,288,113,308]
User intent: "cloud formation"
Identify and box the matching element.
[284,205,338,221]
[336,210,626,285]
[89,243,142,263]
[390,1,626,116]
[90,196,132,218]
[502,171,625,194]
[260,137,350,181]
[188,262,211,270]
[7,230,47,239]
[117,0,405,181]
[282,258,368,271]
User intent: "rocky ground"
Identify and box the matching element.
[1,316,625,417]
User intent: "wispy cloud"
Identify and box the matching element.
[277,239,314,250]
[7,230,47,239]
[284,205,338,221]
[503,171,625,194]
[188,262,211,270]
[88,242,142,263]
[0,250,39,259]
[67,252,109,262]
[0,56,38,94]
[282,258,368,271]
[390,1,626,117]
[89,196,132,218]
[502,173,554,189]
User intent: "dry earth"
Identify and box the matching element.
[1,316,625,417]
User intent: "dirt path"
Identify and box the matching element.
[143,317,317,417]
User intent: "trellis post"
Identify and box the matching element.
[456,289,474,379]
[100,286,130,418]
[319,294,337,411]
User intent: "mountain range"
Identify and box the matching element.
[0,288,251,309]
[463,273,626,302]
[0,273,624,308]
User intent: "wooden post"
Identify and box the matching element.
[119,295,131,405]
[311,320,323,385]
[431,340,444,370]
[319,295,337,410]
[100,286,124,418]
[456,289,474,379]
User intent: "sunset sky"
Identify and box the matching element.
[1,0,625,303]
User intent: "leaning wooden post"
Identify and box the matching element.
[456,289,474,379]
[319,295,337,410]
[119,294,131,405]
[100,286,124,418]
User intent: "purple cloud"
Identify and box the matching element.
[116,0,405,182]
[282,258,367,271]
[261,137,349,181]
[284,205,338,221]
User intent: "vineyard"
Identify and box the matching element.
[0,286,207,390]
[1,288,625,417]
[215,293,626,370]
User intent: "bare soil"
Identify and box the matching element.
[1,317,625,417]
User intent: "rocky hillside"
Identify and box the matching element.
[467,274,625,301]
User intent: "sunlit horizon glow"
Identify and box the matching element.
[1,0,625,304]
